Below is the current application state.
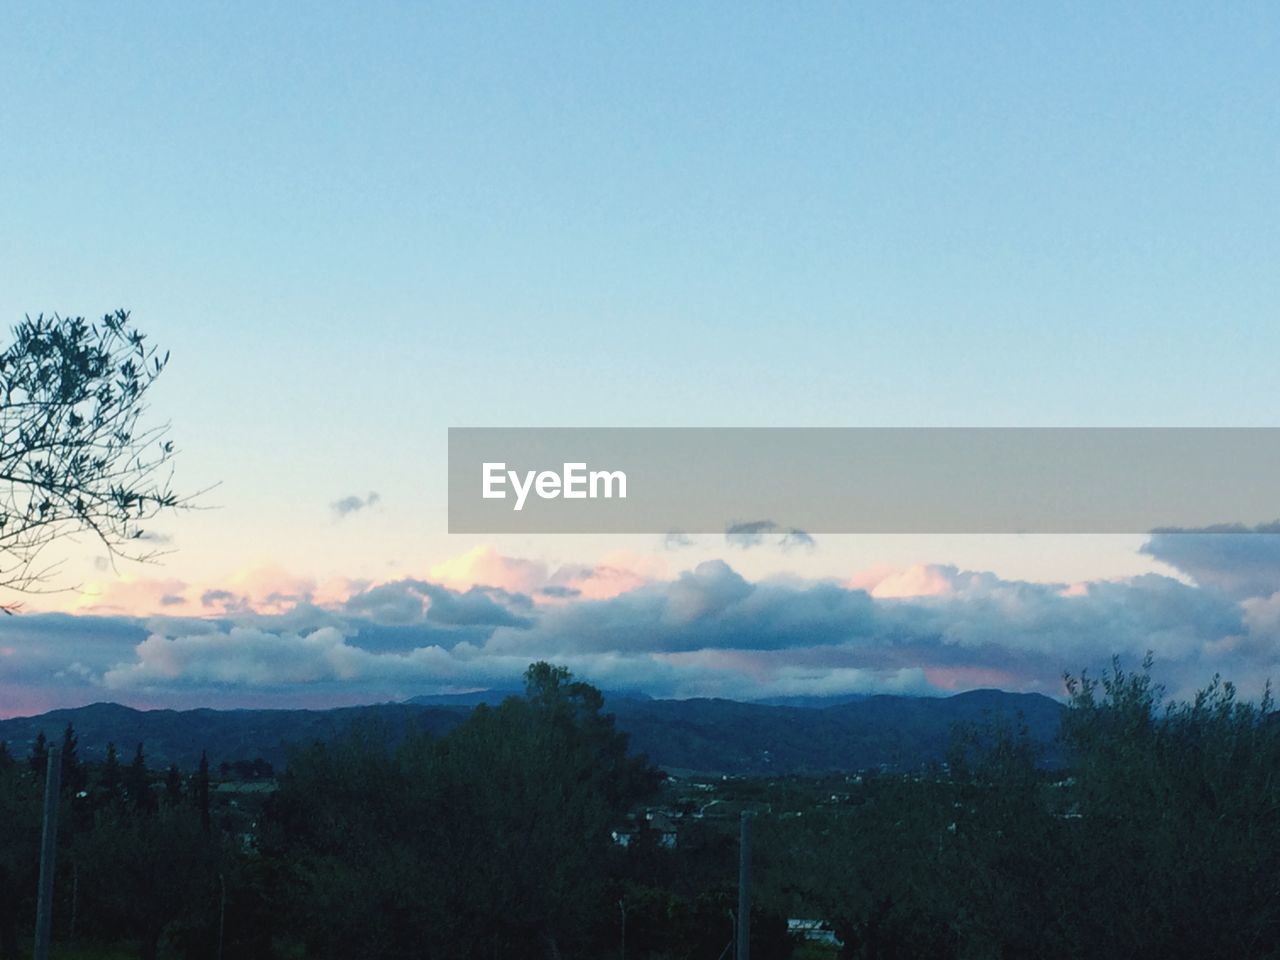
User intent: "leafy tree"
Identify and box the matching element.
[1058,657,1280,958]
[0,751,40,959]
[60,721,84,796]
[100,741,121,804]
[411,662,662,957]
[762,772,962,960]
[126,743,155,814]
[0,311,186,609]
[194,750,211,830]
[28,730,47,777]
[164,763,183,805]
[945,724,1070,956]
[268,723,415,960]
[74,802,220,960]
[272,662,662,960]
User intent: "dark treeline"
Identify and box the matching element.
[2,658,1279,959]
[760,658,1280,959]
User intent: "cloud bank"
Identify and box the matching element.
[3,532,1279,716]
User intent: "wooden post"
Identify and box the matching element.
[34,744,61,960]
[737,811,751,960]
[217,873,226,960]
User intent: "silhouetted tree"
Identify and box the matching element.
[0,311,188,608]
[28,731,47,777]
[74,802,219,960]
[1057,657,1280,957]
[0,746,40,959]
[164,763,183,805]
[100,741,121,804]
[272,662,662,960]
[195,750,210,830]
[126,743,154,814]
[415,662,662,958]
[60,721,83,795]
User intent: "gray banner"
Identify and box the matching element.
[448,428,1280,534]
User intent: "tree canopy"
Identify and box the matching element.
[0,310,184,607]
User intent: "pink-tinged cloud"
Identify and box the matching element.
[33,546,662,622]
[7,546,1276,712]
[218,566,319,613]
[433,546,664,602]
[546,551,665,601]
[850,563,959,599]
[39,567,368,619]
[430,546,549,595]
[68,577,193,616]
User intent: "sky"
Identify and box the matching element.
[1,3,1278,715]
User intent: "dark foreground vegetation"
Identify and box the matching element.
[2,659,1279,960]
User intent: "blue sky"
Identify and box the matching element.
[1,4,1278,712]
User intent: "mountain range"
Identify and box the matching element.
[0,689,1065,777]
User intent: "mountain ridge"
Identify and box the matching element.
[0,689,1065,776]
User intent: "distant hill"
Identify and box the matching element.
[608,689,1064,775]
[406,690,522,707]
[748,693,871,709]
[0,689,1064,776]
[406,689,655,708]
[0,701,469,771]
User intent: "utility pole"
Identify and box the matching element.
[34,744,61,960]
[70,863,78,946]
[737,811,751,960]
[217,873,227,960]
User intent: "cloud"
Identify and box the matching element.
[485,560,875,657]
[544,563,653,601]
[428,546,661,603]
[0,613,147,715]
[10,546,1280,713]
[726,520,778,548]
[72,577,193,615]
[331,491,381,520]
[850,564,964,599]
[201,589,243,610]
[103,625,427,689]
[780,528,816,550]
[341,579,535,629]
[429,545,548,594]
[1141,523,1280,599]
[726,521,816,551]
[47,550,660,621]
[540,585,581,599]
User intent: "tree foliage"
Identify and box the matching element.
[1056,657,1280,958]
[270,662,662,960]
[765,657,1280,959]
[0,310,184,607]
[4,658,1278,959]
